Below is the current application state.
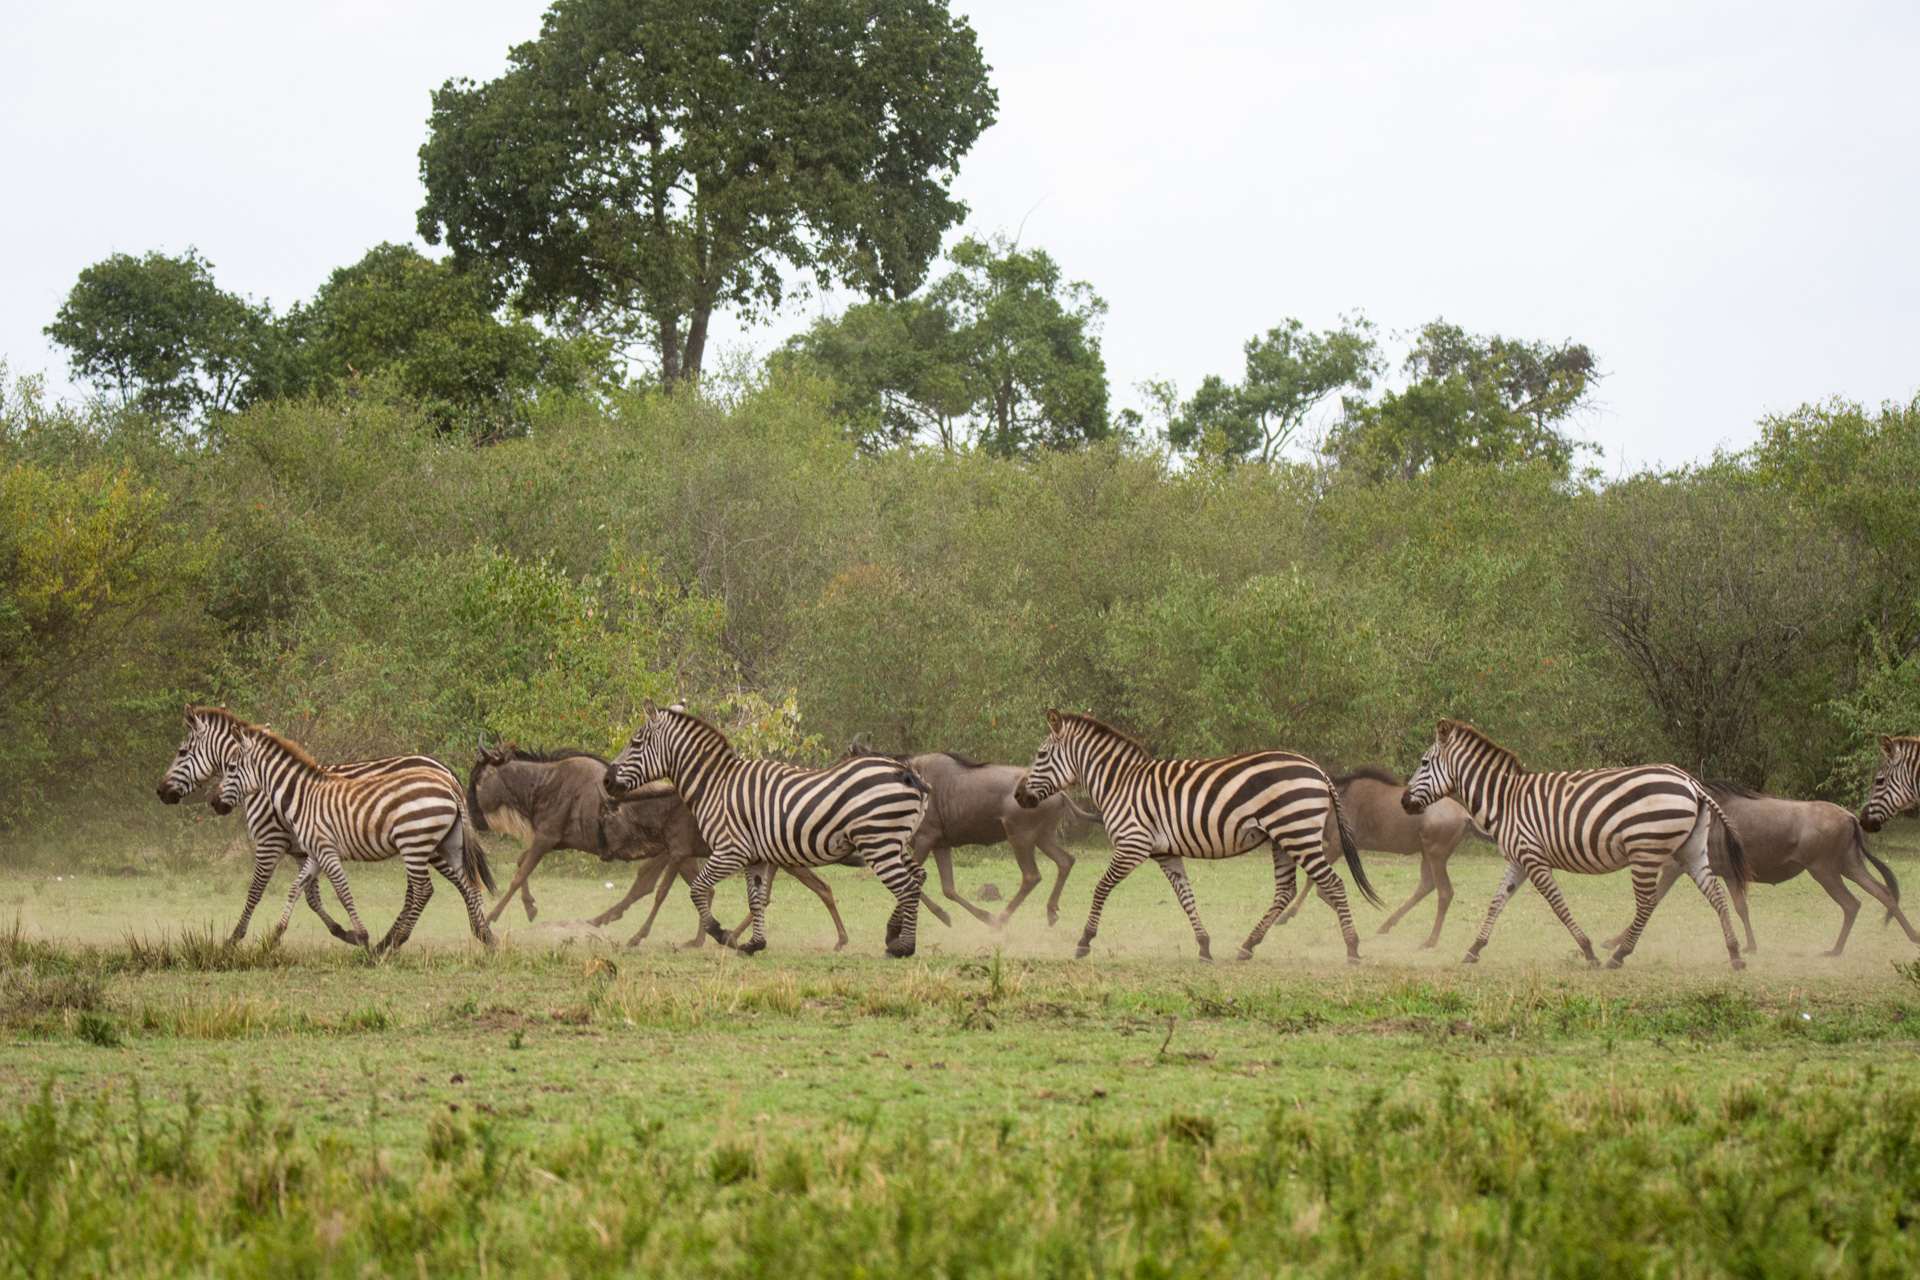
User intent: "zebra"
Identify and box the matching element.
[212,725,497,953]
[603,704,931,957]
[1011,710,1380,964]
[1859,735,1920,834]
[1400,719,1750,970]
[156,707,493,946]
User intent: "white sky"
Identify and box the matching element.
[3,1,1915,470]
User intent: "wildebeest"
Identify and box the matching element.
[1603,780,1919,957]
[468,742,853,947]
[1276,767,1488,948]
[843,742,1100,929]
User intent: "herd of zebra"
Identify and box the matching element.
[155,703,1920,969]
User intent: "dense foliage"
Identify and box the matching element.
[1,359,1914,837]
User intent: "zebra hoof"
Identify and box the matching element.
[1729,957,1747,971]
[885,940,915,959]
[1073,943,1091,959]
[1235,947,1254,961]
[1461,951,1479,965]
[737,940,765,957]
[1604,957,1624,970]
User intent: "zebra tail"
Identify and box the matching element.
[465,817,497,894]
[1329,783,1383,908]
[1699,791,1748,894]
[1856,824,1902,922]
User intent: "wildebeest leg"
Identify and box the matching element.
[990,839,1046,929]
[1238,848,1299,960]
[1839,839,1920,944]
[1671,823,1745,970]
[1807,863,1861,956]
[1419,835,1459,949]
[928,845,996,927]
[1376,858,1433,937]
[1037,832,1076,927]
[1604,857,1665,968]
[591,854,670,928]
[1153,855,1213,962]
[1604,859,1684,950]
[782,864,851,951]
[1464,861,1525,965]
[1729,875,1758,956]
[486,838,558,925]
[1075,845,1148,959]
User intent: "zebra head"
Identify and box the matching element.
[1401,721,1462,815]
[212,731,274,817]
[1859,735,1920,833]
[157,707,246,804]
[606,703,685,797]
[1013,710,1077,810]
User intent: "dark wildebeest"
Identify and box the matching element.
[1275,767,1489,948]
[1602,780,1918,957]
[844,742,1101,929]
[467,742,853,947]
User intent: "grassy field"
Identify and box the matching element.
[5,824,1920,1277]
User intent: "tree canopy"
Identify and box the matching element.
[416,0,997,391]
[777,235,1109,456]
[44,249,274,421]
[1165,315,1380,464]
[1325,320,1600,480]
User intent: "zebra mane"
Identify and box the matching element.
[241,725,324,772]
[1058,712,1151,758]
[1335,764,1404,788]
[189,705,251,731]
[663,707,739,759]
[1441,720,1523,772]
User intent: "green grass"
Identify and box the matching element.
[4,829,1920,1276]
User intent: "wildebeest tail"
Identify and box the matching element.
[1853,822,1902,921]
[1061,794,1103,826]
[1329,782,1382,908]
[1698,790,1748,893]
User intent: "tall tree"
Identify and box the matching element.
[44,249,275,420]
[777,235,1109,455]
[1166,315,1380,464]
[1325,320,1599,480]
[417,0,997,392]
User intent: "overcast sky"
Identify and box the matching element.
[4,1,1915,470]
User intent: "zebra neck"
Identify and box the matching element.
[1456,766,1514,831]
[662,737,735,810]
[1075,745,1139,810]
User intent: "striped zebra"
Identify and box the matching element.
[604,704,931,957]
[1859,735,1920,834]
[157,707,492,946]
[212,726,497,953]
[1400,719,1750,969]
[1011,710,1380,963]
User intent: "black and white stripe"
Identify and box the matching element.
[1011,710,1379,963]
[213,726,496,953]
[1859,734,1920,833]
[157,707,488,946]
[1401,719,1749,969]
[605,705,930,956]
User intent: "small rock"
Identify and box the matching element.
[450,1073,466,1084]
[977,883,1003,902]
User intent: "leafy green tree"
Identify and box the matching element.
[45,249,276,420]
[284,243,613,433]
[1326,320,1599,480]
[417,0,997,391]
[1166,315,1380,464]
[777,236,1109,455]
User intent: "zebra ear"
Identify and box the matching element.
[667,701,686,714]
[1436,719,1458,740]
[1880,734,1896,755]
[1046,708,1063,732]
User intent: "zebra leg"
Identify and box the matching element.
[1517,853,1600,967]
[432,851,498,950]
[1675,825,1745,970]
[884,857,930,948]
[376,860,435,956]
[1464,861,1526,964]
[1299,848,1363,963]
[229,817,291,946]
[269,853,327,944]
[1238,849,1300,959]
[1605,859,1683,950]
[690,847,749,947]
[1604,858,1667,968]
[871,848,926,959]
[312,854,371,950]
[1152,856,1213,960]
[734,864,771,956]
[1076,846,1150,959]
